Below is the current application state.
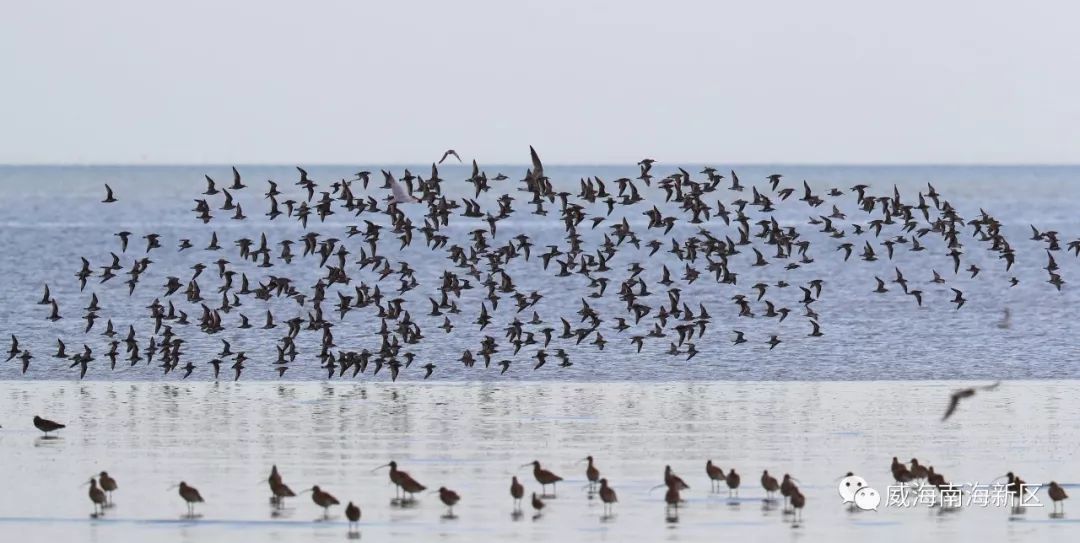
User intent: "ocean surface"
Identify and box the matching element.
[0,164,1076,381]
[0,381,1077,543]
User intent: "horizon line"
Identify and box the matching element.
[3,161,1080,168]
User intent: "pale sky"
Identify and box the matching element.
[2,1,1079,165]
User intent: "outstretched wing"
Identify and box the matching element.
[388,173,419,204]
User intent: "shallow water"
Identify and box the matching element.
[0,165,1077,381]
[0,381,1077,542]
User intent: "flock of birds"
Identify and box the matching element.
[5,147,1076,386]
[14,414,1070,531]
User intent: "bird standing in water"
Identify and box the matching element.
[1048,481,1069,515]
[726,468,741,498]
[437,487,461,518]
[345,501,361,533]
[522,461,563,497]
[99,471,118,506]
[268,466,296,509]
[170,481,204,517]
[375,461,427,503]
[305,485,340,518]
[598,478,618,517]
[33,415,65,437]
[790,488,806,522]
[583,456,600,492]
[510,476,524,512]
[761,470,779,500]
[86,477,107,517]
[706,460,725,492]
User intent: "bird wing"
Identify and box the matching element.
[942,393,961,420]
[388,174,418,204]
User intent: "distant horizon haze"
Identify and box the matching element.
[3,1,1079,165]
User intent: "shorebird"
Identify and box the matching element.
[304,485,340,518]
[1048,481,1068,515]
[706,460,725,492]
[780,474,798,510]
[170,481,204,517]
[790,488,806,521]
[909,459,929,480]
[522,461,563,497]
[510,476,524,511]
[583,456,600,492]
[268,466,296,508]
[33,415,65,437]
[99,471,118,505]
[598,478,618,516]
[85,477,107,517]
[437,487,461,517]
[375,461,426,502]
[761,470,779,500]
[662,465,690,491]
[725,468,741,497]
[345,501,361,532]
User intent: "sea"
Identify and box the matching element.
[0,164,1077,541]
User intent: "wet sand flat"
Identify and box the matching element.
[0,380,1077,542]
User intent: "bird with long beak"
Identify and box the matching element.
[521,460,563,497]
[84,478,107,517]
[374,461,426,502]
[167,481,204,517]
[301,485,340,518]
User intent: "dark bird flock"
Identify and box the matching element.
[5,148,1076,387]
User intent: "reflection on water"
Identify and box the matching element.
[0,380,1078,542]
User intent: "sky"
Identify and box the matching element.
[2,1,1079,165]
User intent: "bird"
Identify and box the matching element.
[375,461,426,502]
[102,184,117,203]
[510,476,524,511]
[86,477,108,517]
[306,485,340,518]
[761,470,779,500]
[942,381,1001,421]
[725,468,741,498]
[950,288,966,310]
[780,474,798,509]
[33,415,65,437]
[598,478,618,516]
[790,487,806,521]
[522,460,563,497]
[99,471,118,505]
[170,481,204,517]
[345,501,361,532]
[439,149,462,164]
[386,172,420,204]
[583,456,600,492]
[267,466,296,508]
[1048,481,1069,515]
[437,487,461,517]
[706,460,725,492]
